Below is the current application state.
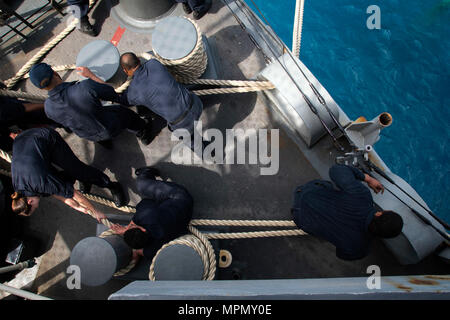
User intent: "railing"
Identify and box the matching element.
[0,0,65,43]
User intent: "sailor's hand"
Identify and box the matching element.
[92,210,107,223]
[367,178,384,194]
[132,249,143,260]
[111,223,127,235]
[76,66,94,79]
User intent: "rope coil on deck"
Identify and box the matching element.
[97,228,139,277]
[152,18,208,84]
[149,225,216,281]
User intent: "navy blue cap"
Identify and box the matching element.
[29,63,54,89]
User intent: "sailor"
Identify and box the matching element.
[111,167,193,260]
[67,0,97,36]
[291,164,403,261]
[9,127,126,220]
[28,63,152,148]
[176,0,212,20]
[119,52,204,150]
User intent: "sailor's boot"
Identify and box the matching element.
[106,182,126,207]
[79,16,98,37]
[193,1,211,20]
[182,3,192,14]
[78,181,92,194]
[136,121,153,145]
[135,167,161,179]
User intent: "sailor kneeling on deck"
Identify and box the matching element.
[119,53,204,151]
[9,127,126,220]
[291,164,403,261]
[28,63,153,149]
[111,167,193,260]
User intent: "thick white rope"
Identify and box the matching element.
[203,229,307,239]
[292,0,305,58]
[149,225,216,280]
[97,229,138,277]
[191,219,297,227]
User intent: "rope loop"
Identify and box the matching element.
[98,229,138,277]
[149,225,216,281]
[153,17,208,83]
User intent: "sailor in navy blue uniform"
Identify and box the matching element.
[28,63,152,148]
[291,164,403,260]
[66,0,97,36]
[111,167,193,260]
[9,127,126,219]
[176,0,211,20]
[119,53,203,149]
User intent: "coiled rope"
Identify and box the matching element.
[149,225,216,280]
[97,229,139,277]
[292,0,305,58]
[152,17,208,84]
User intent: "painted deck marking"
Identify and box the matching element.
[111,26,126,46]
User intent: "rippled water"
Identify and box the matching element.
[248,0,450,220]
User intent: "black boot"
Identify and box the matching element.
[135,167,161,179]
[193,1,211,20]
[137,106,153,121]
[182,2,192,14]
[62,126,73,134]
[79,181,92,194]
[79,16,98,37]
[96,139,113,150]
[106,182,126,207]
[136,122,153,145]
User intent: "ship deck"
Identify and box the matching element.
[0,0,448,299]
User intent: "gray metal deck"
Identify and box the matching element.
[0,0,448,299]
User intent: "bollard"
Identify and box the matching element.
[151,16,208,82]
[76,40,120,82]
[152,16,199,61]
[70,236,132,286]
[118,0,175,20]
[152,244,204,280]
[110,0,176,33]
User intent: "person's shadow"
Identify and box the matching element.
[196,24,267,157]
[90,127,147,205]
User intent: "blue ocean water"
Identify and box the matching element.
[248,0,450,221]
